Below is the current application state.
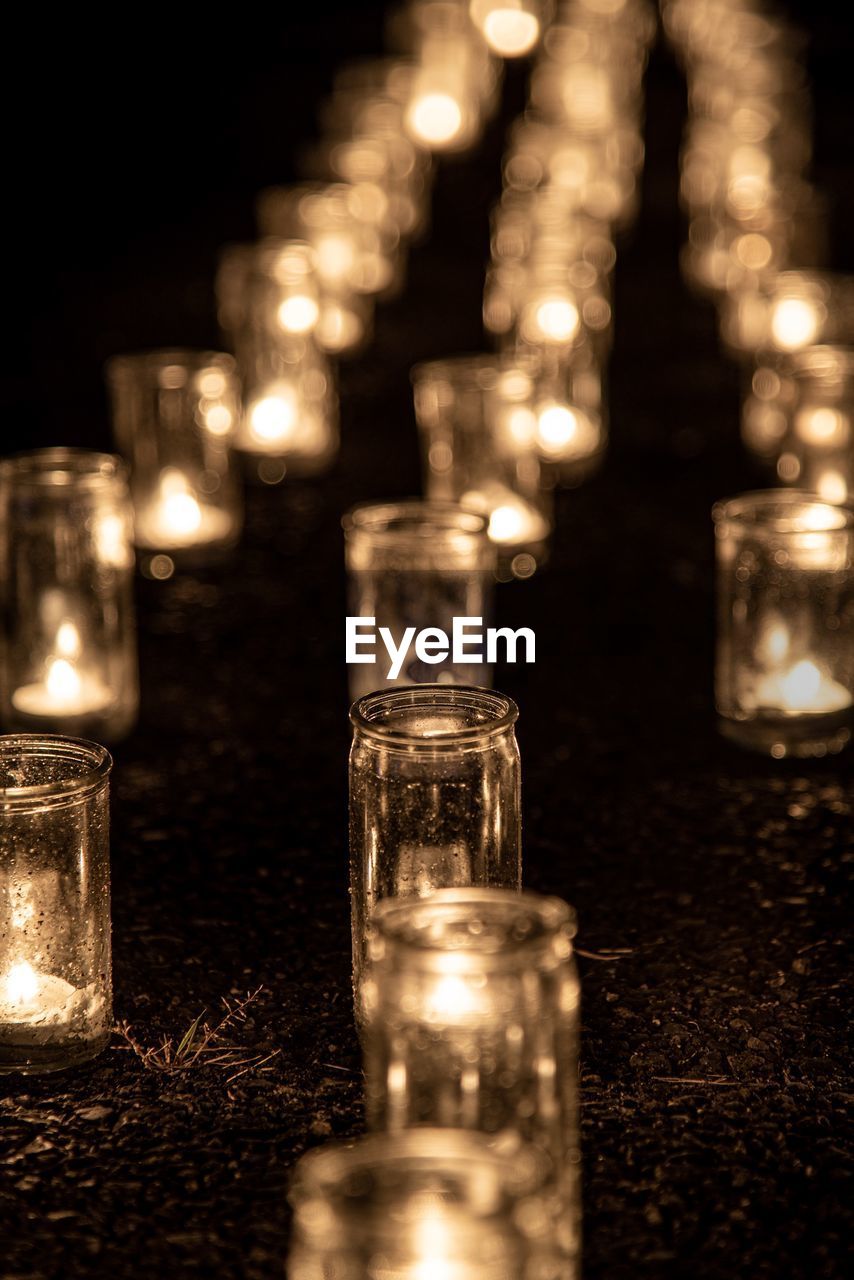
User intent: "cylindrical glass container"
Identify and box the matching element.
[361,887,581,1266]
[288,1129,561,1280]
[721,271,854,360]
[0,735,113,1073]
[775,347,853,507]
[106,350,243,557]
[343,501,497,702]
[714,491,854,757]
[0,451,139,742]
[412,355,553,576]
[349,687,521,1004]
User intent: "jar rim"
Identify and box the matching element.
[410,352,539,388]
[350,685,518,747]
[712,488,854,533]
[290,1129,548,1208]
[0,448,128,491]
[342,499,489,541]
[105,349,236,383]
[370,887,577,959]
[0,735,113,810]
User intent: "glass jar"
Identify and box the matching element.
[288,1129,561,1280]
[0,450,139,742]
[361,887,581,1266]
[714,490,854,757]
[106,349,243,557]
[0,735,113,1073]
[349,687,521,1005]
[412,355,553,576]
[343,501,497,702]
[721,271,854,360]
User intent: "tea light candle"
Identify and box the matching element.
[753,660,852,716]
[0,962,79,1029]
[11,622,112,719]
[462,484,550,547]
[135,469,233,550]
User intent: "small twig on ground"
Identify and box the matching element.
[114,986,280,1082]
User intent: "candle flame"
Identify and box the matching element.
[480,7,539,57]
[5,961,38,1006]
[770,297,819,352]
[530,296,580,343]
[779,660,823,713]
[249,389,297,443]
[407,93,464,147]
[46,658,83,705]
[56,621,81,659]
[158,472,202,537]
[538,404,578,450]
[277,294,319,334]
[426,975,480,1022]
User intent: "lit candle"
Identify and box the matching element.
[0,961,79,1029]
[753,659,852,716]
[11,622,113,719]
[462,484,550,547]
[535,402,600,460]
[135,468,234,550]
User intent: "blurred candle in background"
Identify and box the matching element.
[0,451,138,742]
[106,351,242,557]
[714,491,854,758]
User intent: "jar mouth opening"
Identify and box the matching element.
[0,449,128,491]
[350,686,518,746]
[785,343,854,378]
[713,489,854,533]
[410,352,539,391]
[0,735,113,809]
[371,888,576,956]
[343,500,489,543]
[105,349,236,385]
[291,1130,547,1207]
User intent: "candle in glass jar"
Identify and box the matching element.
[11,622,112,718]
[135,469,233,549]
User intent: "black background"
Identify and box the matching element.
[0,4,852,1278]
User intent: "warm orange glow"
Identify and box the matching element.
[794,407,849,447]
[249,388,298,444]
[473,3,540,57]
[406,93,464,147]
[770,297,820,351]
[277,294,320,334]
[525,295,580,343]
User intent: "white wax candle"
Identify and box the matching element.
[753,659,852,716]
[135,469,233,550]
[0,962,78,1027]
[12,658,113,718]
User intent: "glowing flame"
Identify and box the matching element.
[816,469,848,504]
[203,403,233,436]
[771,297,819,351]
[488,503,527,544]
[779,660,823,713]
[480,7,539,57]
[537,404,578,449]
[531,296,580,343]
[5,961,38,1006]
[55,621,81,660]
[426,975,480,1022]
[277,295,319,334]
[249,389,297,443]
[314,234,356,283]
[795,408,847,446]
[158,471,202,537]
[407,93,464,147]
[45,658,82,706]
[759,619,790,667]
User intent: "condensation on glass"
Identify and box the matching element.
[287,1129,562,1280]
[714,490,854,757]
[0,450,138,742]
[343,500,497,702]
[349,686,521,1005]
[0,735,113,1073]
[412,355,553,577]
[106,349,243,556]
[361,887,581,1269]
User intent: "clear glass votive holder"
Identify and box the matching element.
[360,888,581,1267]
[714,491,854,757]
[412,355,553,577]
[775,347,854,507]
[106,350,243,557]
[0,451,138,742]
[343,501,497,702]
[349,687,521,1005]
[0,735,113,1073]
[288,1129,561,1280]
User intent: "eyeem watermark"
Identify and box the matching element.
[346,617,536,679]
